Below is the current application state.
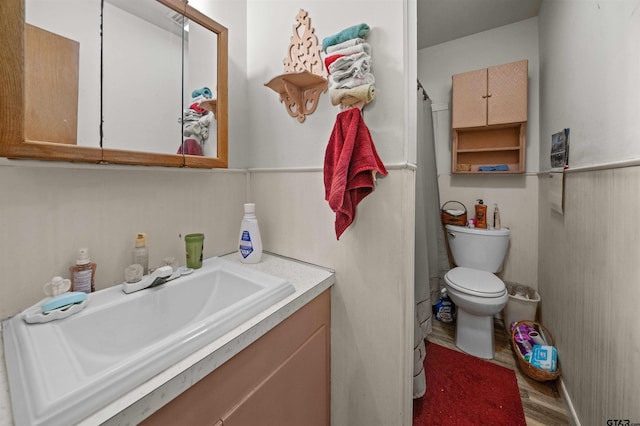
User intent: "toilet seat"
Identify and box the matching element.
[445,267,505,298]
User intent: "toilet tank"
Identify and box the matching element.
[445,224,510,272]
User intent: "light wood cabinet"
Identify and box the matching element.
[451,60,528,174]
[140,289,331,426]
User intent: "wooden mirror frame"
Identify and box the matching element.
[0,0,228,168]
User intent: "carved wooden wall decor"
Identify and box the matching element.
[265,9,327,123]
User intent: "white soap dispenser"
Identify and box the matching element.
[238,203,263,263]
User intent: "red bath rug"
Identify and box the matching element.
[413,342,526,425]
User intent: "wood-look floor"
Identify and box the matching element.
[426,318,570,426]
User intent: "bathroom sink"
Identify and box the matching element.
[2,257,295,426]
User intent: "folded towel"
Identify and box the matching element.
[324,54,345,73]
[326,37,367,55]
[330,84,376,106]
[191,87,212,99]
[329,51,370,73]
[180,109,212,144]
[478,164,510,171]
[330,54,371,82]
[329,72,375,90]
[327,42,371,58]
[322,23,370,52]
[189,102,208,114]
[324,108,387,239]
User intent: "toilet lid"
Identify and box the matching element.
[445,267,505,297]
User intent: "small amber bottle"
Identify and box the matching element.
[70,248,97,293]
[475,199,487,229]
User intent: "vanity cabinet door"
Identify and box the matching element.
[222,327,328,426]
[452,60,528,128]
[140,289,330,426]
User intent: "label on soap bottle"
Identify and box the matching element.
[73,269,92,293]
[239,230,254,258]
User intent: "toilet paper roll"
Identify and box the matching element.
[529,331,547,346]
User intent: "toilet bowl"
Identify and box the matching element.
[444,267,508,359]
[444,224,510,359]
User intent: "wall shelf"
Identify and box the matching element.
[199,99,217,119]
[452,123,526,173]
[264,71,327,123]
[264,9,326,123]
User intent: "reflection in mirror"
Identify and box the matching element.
[182,18,219,158]
[25,0,101,148]
[102,0,184,155]
[103,0,219,158]
[0,0,227,167]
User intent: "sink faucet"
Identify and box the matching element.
[122,265,173,294]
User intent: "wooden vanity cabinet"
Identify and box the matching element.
[451,60,528,174]
[140,289,331,426]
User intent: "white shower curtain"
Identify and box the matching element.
[413,87,443,398]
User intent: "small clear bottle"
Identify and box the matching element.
[70,248,97,293]
[493,203,501,230]
[132,233,149,275]
[238,203,263,264]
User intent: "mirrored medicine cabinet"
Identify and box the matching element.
[0,0,228,168]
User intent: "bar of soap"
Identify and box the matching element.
[41,292,87,313]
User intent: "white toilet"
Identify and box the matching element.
[444,224,510,359]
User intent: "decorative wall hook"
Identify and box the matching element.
[264,9,327,123]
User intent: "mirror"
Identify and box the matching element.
[24,0,102,149]
[0,0,228,168]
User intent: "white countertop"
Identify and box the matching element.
[0,252,335,426]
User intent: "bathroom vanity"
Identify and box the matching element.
[0,252,334,426]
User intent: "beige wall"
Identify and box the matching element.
[245,0,416,424]
[538,167,640,424]
[537,1,640,424]
[0,163,416,426]
[0,162,246,319]
[250,168,415,426]
[438,174,539,288]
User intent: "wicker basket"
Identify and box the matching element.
[510,320,561,382]
[441,200,467,226]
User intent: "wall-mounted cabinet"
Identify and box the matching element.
[451,60,528,174]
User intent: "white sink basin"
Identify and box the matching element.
[2,257,295,426]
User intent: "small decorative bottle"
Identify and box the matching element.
[70,248,97,293]
[238,203,263,264]
[132,233,149,275]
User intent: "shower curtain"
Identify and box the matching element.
[413,85,443,398]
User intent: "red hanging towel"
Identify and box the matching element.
[324,108,387,239]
